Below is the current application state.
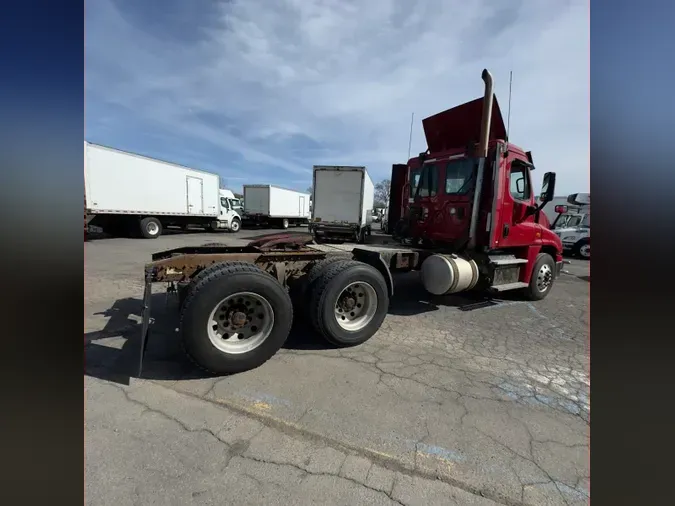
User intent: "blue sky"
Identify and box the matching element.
[85,0,589,195]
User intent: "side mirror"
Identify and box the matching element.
[554,205,568,214]
[540,172,556,203]
[516,178,525,193]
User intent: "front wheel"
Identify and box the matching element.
[573,239,590,260]
[140,217,162,239]
[229,218,241,233]
[279,218,289,229]
[180,262,293,374]
[309,260,388,346]
[522,253,555,301]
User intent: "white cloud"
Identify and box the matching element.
[86,0,589,194]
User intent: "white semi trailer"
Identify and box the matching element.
[309,165,375,243]
[84,141,241,238]
[242,185,311,229]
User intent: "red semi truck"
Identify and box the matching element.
[137,69,563,376]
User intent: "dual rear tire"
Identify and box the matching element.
[180,259,388,375]
[307,260,388,347]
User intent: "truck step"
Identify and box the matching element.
[488,256,528,266]
[488,282,529,292]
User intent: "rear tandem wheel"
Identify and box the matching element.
[309,260,389,347]
[180,261,293,374]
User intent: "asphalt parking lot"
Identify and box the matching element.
[85,227,589,506]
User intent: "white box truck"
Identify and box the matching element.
[242,185,311,229]
[309,165,375,243]
[84,141,242,238]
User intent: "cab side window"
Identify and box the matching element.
[417,164,439,197]
[509,163,531,201]
[220,197,230,210]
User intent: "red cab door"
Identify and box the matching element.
[497,157,538,248]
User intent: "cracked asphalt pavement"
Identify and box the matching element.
[85,228,590,506]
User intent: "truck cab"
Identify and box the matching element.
[216,189,243,233]
[391,70,564,292]
[551,193,590,259]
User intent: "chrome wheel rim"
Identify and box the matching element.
[147,222,159,235]
[334,282,377,331]
[536,264,553,292]
[207,292,274,354]
[580,244,590,258]
[231,220,240,231]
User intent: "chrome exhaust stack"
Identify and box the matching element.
[477,69,494,157]
[468,69,494,249]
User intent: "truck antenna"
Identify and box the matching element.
[506,70,513,143]
[407,112,414,160]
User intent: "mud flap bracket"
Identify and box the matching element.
[138,271,153,377]
[351,248,395,298]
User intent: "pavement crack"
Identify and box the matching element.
[476,427,574,506]
[240,453,406,506]
[110,383,232,450]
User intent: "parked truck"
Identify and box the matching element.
[137,69,564,377]
[241,185,311,229]
[551,193,590,259]
[220,189,244,214]
[309,166,375,243]
[84,142,241,238]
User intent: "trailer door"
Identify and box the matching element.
[299,196,306,216]
[186,176,204,214]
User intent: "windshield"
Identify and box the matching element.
[229,198,242,208]
[566,215,582,227]
[580,214,590,228]
[444,157,475,195]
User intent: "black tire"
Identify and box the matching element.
[140,217,162,239]
[297,257,353,313]
[229,218,241,233]
[177,260,229,308]
[309,260,388,347]
[572,239,590,260]
[177,282,189,308]
[522,253,555,301]
[180,262,293,374]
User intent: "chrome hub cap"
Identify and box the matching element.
[207,292,274,354]
[334,282,377,331]
[580,244,590,258]
[147,222,159,235]
[536,264,553,292]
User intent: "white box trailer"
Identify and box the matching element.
[84,141,241,238]
[242,185,311,229]
[310,165,375,243]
